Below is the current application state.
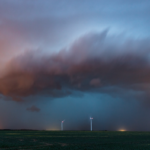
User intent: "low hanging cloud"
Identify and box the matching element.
[0,30,150,102]
[26,105,40,112]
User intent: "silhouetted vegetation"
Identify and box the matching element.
[0,130,150,149]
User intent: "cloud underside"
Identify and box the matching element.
[0,31,150,102]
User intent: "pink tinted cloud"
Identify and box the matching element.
[0,31,150,102]
[90,78,101,86]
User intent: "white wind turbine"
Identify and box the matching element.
[90,117,93,131]
[61,120,65,131]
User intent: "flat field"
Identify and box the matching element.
[0,130,150,149]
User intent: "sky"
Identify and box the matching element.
[0,0,150,131]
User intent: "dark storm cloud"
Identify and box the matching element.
[0,31,150,102]
[0,0,150,131]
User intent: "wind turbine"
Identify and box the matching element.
[90,117,93,131]
[61,120,65,131]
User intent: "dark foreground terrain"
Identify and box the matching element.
[0,130,150,149]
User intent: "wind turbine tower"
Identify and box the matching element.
[90,117,93,131]
[61,120,65,131]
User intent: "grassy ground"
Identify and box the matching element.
[0,130,150,149]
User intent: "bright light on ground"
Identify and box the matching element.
[119,129,126,132]
[46,128,59,131]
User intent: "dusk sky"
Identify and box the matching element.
[0,0,150,131]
